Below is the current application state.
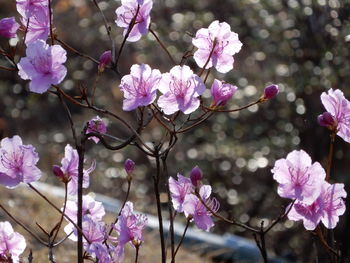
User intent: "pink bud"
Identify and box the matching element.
[318,112,336,127]
[0,17,20,39]
[263,84,279,99]
[211,79,237,106]
[98,50,112,71]
[124,159,135,175]
[190,166,203,187]
[53,165,64,179]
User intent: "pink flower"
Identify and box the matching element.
[86,116,107,144]
[158,65,206,115]
[0,17,20,38]
[21,6,50,44]
[192,20,242,73]
[64,195,105,223]
[119,64,161,111]
[114,201,147,263]
[271,150,326,204]
[0,221,26,263]
[0,135,41,188]
[18,40,67,94]
[320,89,350,143]
[16,0,48,18]
[288,182,347,230]
[169,174,194,213]
[88,243,114,263]
[183,185,220,231]
[115,0,153,42]
[56,144,95,195]
[210,79,237,106]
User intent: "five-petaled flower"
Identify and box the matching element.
[192,20,242,74]
[210,79,237,106]
[271,150,326,204]
[16,0,48,18]
[115,0,153,42]
[320,89,350,143]
[0,135,41,188]
[0,17,20,39]
[158,65,205,115]
[0,221,26,263]
[18,40,67,94]
[119,63,161,111]
[169,173,194,213]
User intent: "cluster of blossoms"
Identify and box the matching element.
[169,166,220,231]
[0,221,26,262]
[272,150,347,230]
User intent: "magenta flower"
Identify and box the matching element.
[115,0,153,42]
[88,243,114,263]
[86,116,107,144]
[288,182,347,230]
[158,65,206,115]
[114,201,147,263]
[18,40,67,94]
[119,64,161,111]
[0,17,20,38]
[169,174,194,213]
[0,136,41,188]
[320,89,350,143]
[56,144,95,195]
[192,20,243,74]
[21,6,50,44]
[124,158,135,175]
[0,221,26,263]
[211,79,237,106]
[263,84,279,100]
[190,166,203,187]
[272,150,326,204]
[183,185,220,231]
[16,0,48,18]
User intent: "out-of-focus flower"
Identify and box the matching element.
[18,40,67,94]
[114,202,147,263]
[119,64,161,111]
[98,50,112,72]
[86,116,107,144]
[0,136,41,188]
[124,159,135,175]
[0,17,20,38]
[16,0,48,18]
[88,243,115,263]
[192,20,242,73]
[210,79,237,106]
[21,7,50,44]
[271,150,326,204]
[115,0,153,42]
[320,89,350,143]
[263,84,279,100]
[288,182,347,230]
[56,144,95,195]
[158,65,205,115]
[183,185,220,231]
[169,174,194,213]
[0,221,26,263]
[190,166,203,187]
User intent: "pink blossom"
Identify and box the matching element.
[210,79,237,106]
[16,0,48,18]
[56,144,95,195]
[0,221,26,263]
[21,6,50,44]
[288,182,347,230]
[158,65,206,115]
[18,40,67,94]
[86,116,107,144]
[115,0,153,42]
[192,20,242,73]
[271,150,326,204]
[183,185,220,231]
[169,174,194,212]
[0,135,41,188]
[0,17,20,38]
[88,243,115,263]
[64,195,105,223]
[114,201,147,263]
[320,89,350,143]
[119,64,161,111]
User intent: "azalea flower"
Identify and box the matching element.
[115,0,153,42]
[210,79,237,106]
[271,150,326,204]
[0,17,20,38]
[18,40,67,94]
[169,173,194,212]
[119,63,161,111]
[16,0,48,18]
[86,116,107,144]
[0,135,41,188]
[192,20,242,73]
[0,221,26,263]
[158,65,205,115]
[320,89,350,143]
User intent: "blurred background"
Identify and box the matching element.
[1,0,350,262]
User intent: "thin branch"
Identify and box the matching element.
[149,27,176,65]
[171,219,190,263]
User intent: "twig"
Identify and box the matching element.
[149,27,176,65]
[171,218,190,263]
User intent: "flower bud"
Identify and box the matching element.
[124,159,135,175]
[211,79,237,106]
[0,17,20,39]
[263,84,279,100]
[190,166,203,187]
[53,165,68,183]
[98,50,112,72]
[318,112,336,127]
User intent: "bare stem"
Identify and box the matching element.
[171,218,190,263]
[149,27,176,65]
[52,183,68,243]
[325,131,336,182]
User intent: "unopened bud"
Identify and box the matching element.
[263,84,279,100]
[98,50,112,72]
[124,159,135,176]
[318,112,336,127]
[190,166,203,187]
[53,165,69,183]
